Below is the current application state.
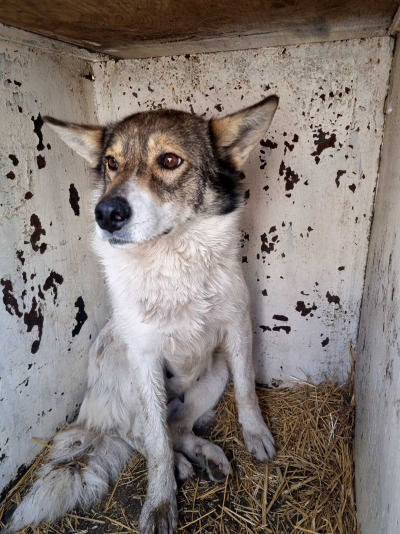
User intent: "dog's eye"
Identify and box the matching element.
[159,153,183,170]
[106,156,118,171]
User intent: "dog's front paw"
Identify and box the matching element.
[139,494,178,534]
[243,422,276,463]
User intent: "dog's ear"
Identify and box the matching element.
[210,95,279,169]
[44,117,105,167]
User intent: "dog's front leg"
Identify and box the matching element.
[130,350,177,534]
[225,312,276,462]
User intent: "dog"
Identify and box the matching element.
[5,94,279,534]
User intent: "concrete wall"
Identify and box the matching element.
[0,29,107,494]
[92,37,392,386]
[355,40,400,534]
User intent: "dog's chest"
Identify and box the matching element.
[106,245,232,358]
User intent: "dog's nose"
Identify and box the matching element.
[95,198,131,233]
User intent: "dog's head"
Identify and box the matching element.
[45,96,278,247]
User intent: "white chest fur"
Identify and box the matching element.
[93,212,248,377]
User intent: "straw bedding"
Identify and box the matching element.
[0,380,357,534]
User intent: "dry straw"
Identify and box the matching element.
[0,379,358,533]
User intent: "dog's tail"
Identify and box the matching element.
[4,424,132,532]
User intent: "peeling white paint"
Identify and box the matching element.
[0,38,107,495]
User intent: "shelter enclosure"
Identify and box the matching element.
[0,1,399,532]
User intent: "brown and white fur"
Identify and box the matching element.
[5,95,279,534]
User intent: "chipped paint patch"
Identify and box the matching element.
[43,271,64,303]
[295,301,317,317]
[1,278,22,318]
[311,129,336,163]
[36,154,46,169]
[8,154,19,166]
[279,161,300,191]
[31,114,44,151]
[72,296,88,337]
[23,297,44,354]
[29,214,47,254]
[69,184,80,216]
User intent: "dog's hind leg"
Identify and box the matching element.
[4,323,139,533]
[168,355,230,482]
[5,323,190,533]
[4,424,133,533]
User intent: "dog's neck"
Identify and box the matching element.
[93,210,242,273]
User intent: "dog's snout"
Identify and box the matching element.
[95,198,131,233]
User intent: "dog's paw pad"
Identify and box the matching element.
[205,458,230,482]
[200,443,230,482]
